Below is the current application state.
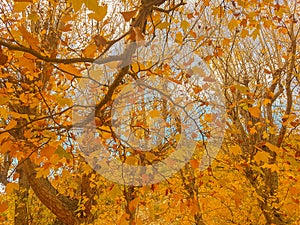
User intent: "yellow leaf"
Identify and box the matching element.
[263,98,271,105]
[240,29,249,38]
[278,27,288,34]
[35,167,49,178]
[19,93,28,104]
[144,152,157,161]
[222,38,231,46]
[228,18,239,31]
[263,131,269,139]
[251,27,260,39]
[14,2,31,12]
[248,106,261,118]
[203,0,210,6]
[235,84,249,93]
[204,113,213,122]
[99,126,111,139]
[125,156,139,165]
[181,20,190,32]
[84,0,98,11]
[264,142,281,154]
[14,0,33,2]
[285,203,299,213]
[109,185,122,198]
[263,20,273,29]
[131,62,141,73]
[193,86,202,94]
[28,13,39,22]
[88,5,107,21]
[156,21,170,30]
[254,151,270,163]
[282,114,297,126]
[231,145,242,156]
[262,164,279,172]
[233,192,243,208]
[69,0,83,11]
[148,110,161,118]
[55,96,73,107]
[212,6,225,17]
[175,32,183,44]
[5,120,17,130]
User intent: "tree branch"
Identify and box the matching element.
[23,159,80,225]
[153,2,186,13]
[0,39,94,64]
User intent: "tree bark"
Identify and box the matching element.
[14,166,30,225]
[23,159,80,225]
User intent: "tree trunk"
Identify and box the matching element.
[23,159,80,225]
[14,166,30,225]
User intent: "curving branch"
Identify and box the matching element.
[0,39,94,64]
[153,1,186,13]
[23,159,80,225]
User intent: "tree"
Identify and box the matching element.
[0,0,299,225]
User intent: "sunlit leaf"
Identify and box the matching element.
[248,106,261,118]
[121,10,137,22]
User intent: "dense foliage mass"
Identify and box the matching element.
[0,0,299,224]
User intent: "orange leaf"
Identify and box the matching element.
[0,52,8,65]
[204,114,213,122]
[6,183,19,195]
[59,64,81,77]
[41,145,57,159]
[121,10,137,22]
[5,120,17,130]
[132,27,145,45]
[190,159,200,169]
[290,187,300,195]
[0,141,13,154]
[18,26,39,50]
[248,106,261,118]
[84,44,97,57]
[129,197,140,212]
[118,213,130,225]
[0,202,8,213]
[93,35,107,47]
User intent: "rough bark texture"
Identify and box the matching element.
[14,166,30,225]
[23,159,80,225]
